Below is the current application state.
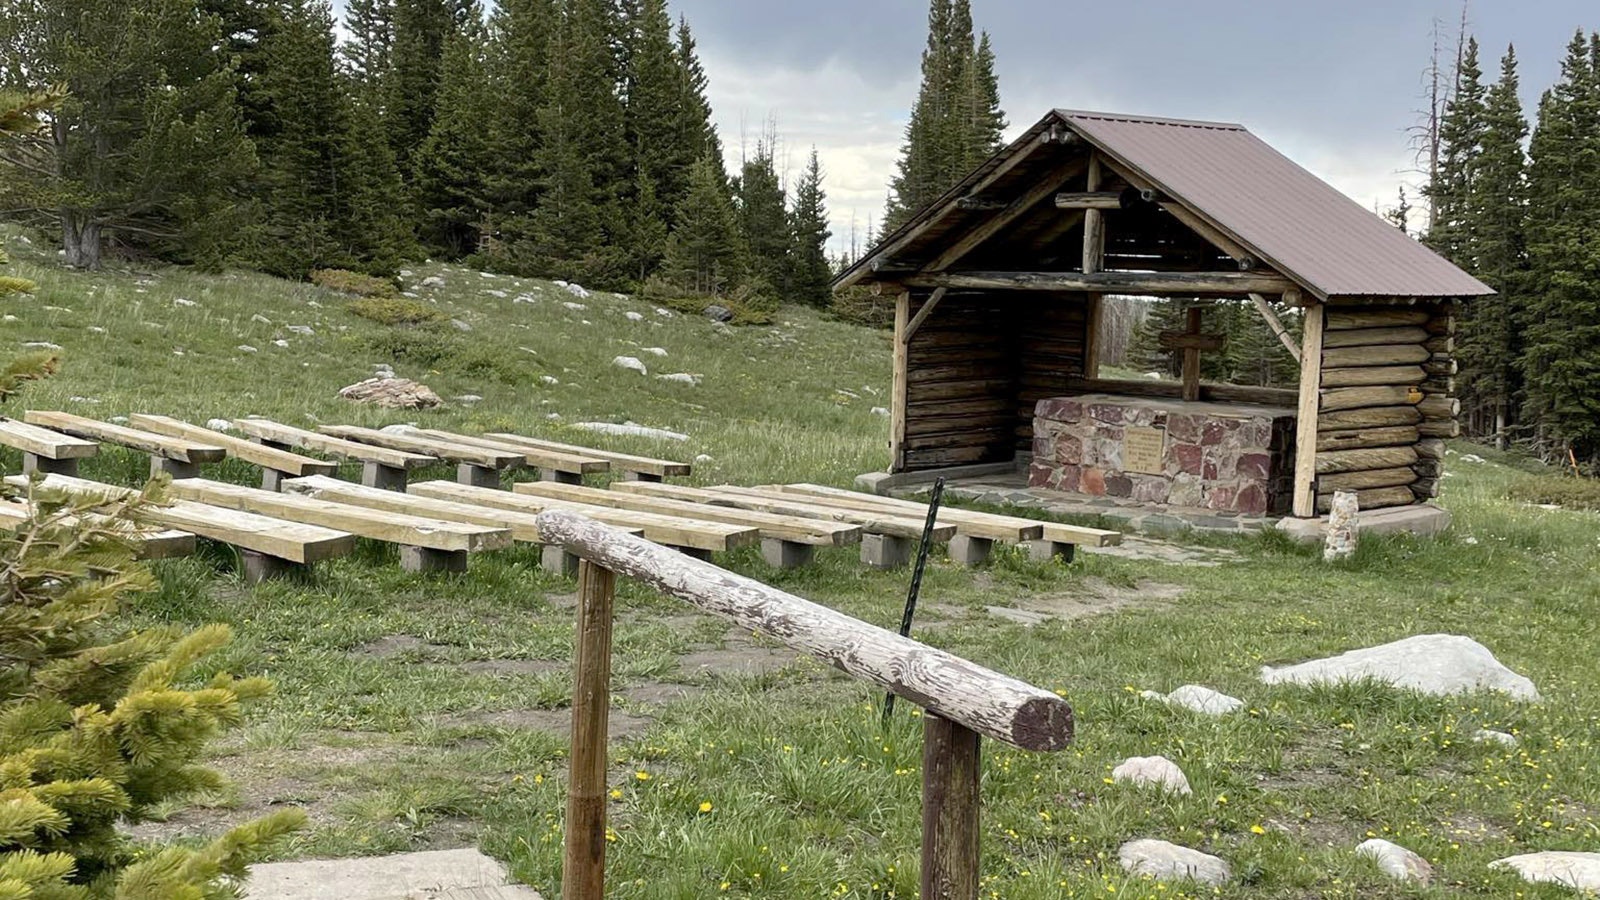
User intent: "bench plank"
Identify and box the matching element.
[515,481,860,546]
[231,418,437,469]
[130,415,339,477]
[281,475,643,544]
[26,411,227,463]
[775,483,1122,547]
[165,478,511,552]
[484,432,690,478]
[0,498,196,559]
[4,473,355,563]
[688,484,957,541]
[415,429,610,475]
[409,481,755,552]
[0,417,100,460]
[318,425,524,470]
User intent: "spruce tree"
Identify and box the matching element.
[736,137,789,295]
[673,18,723,181]
[385,0,455,174]
[1424,37,1486,262]
[1461,45,1529,448]
[341,0,396,91]
[413,8,498,258]
[0,0,256,268]
[1521,31,1600,460]
[965,31,1006,167]
[788,149,834,308]
[622,0,690,222]
[662,155,743,296]
[481,0,555,260]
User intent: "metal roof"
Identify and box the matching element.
[837,109,1494,300]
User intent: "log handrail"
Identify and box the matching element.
[535,509,1074,752]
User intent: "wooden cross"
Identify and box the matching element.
[1158,305,1226,402]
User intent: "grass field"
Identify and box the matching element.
[4,229,1599,898]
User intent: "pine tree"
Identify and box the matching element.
[1424,37,1486,262]
[735,135,789,295]
[0,88,57,302]
[966,31,1006,166]
[0,0,256,269]
[1461,44,1529,448]
[341,0,396,91]
[1521,31,1600,460]
[385,0,456,174]
[413,8,498,258]
[662,155,743,296]
[621,0,689,223]
[788,148,833,308]
[673,17,722,182]
[481,0,555,259]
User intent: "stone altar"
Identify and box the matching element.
[1029,393,1296,516]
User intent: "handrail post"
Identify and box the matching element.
[563,558,615,900]
[922,713,981,900]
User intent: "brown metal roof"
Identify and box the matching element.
[837,109,1493,300]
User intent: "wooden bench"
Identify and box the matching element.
[231,418,436,491]
[618,483,954,569]
[164,478,511,573]
[484,432,691,482]
[775,483,1124,564]
[0,497,196,560]
[318,425,525,489]
[5,473,356,580]
[0,416,99,476]
[129,415,339,491]
[281,474,646,548]
[25,410,226,478]
[517,481,860,570]
[408,480,757,570]
[413,429,611,484]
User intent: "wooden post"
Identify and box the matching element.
[922,714,981,900]
[1180,306,1203,402]
[1081,155,1105,378]
[563,559,616,900]
[891,291,910,473]
[1292,293,1323,517]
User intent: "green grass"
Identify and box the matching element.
[3,227,1598,898]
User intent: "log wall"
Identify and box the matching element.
[1312,300,1455,512]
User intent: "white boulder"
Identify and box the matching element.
[1111,756,1191,795]
[250,313,272,324]
[563,301,587,311]
[624,311,644,322]
[1473,729,1519,747]
[1357,838,1432,884]
[641,346,667,357]
[173,298,197,307]
[563,282,590,299]
[612,356,647,375]
[1260,634,1539,700]
[656,373,699,385]
[237,344,258,353]
[1119,840,1230,886]
[1491,852,1600,891]
[205,419,233,432]
[570,422,688,442]
[1144,685,1244,716]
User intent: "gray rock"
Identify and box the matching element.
[285,324,314,336]
[703,304,733,322]
[272,339,290,347]
[624,310,644,321]
[1473,728,1519,747]
[1145,684,1244,716]
[21,341,61,350]
[173,297,197,307]
[612,356,647,375]
[1357,838,1432,884]
[642,346,667,357]
[87,325,106,334]
[1491,852,1600,891]
[205,419,233,432]
[419,275,445,289]
[1119,840,1230,886]
[455,394,483,403]
[539,375,560,386]
[1260,634,1539,700]
[337,377,441,410]
[1111,755,1192,795]
[380,423,419,434]
[237,344,258,353]
[871,406,890,417]
[562,301,587,311]
[251,313,272,324]
[655,307,674,317]
[451,318,472,332]
[656,373,699,385]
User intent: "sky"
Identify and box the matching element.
[672,0,1598,257]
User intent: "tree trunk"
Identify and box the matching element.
[61,214,101,269]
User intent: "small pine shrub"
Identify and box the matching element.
[348,296,447,326]
[639,276,774,326]
[310,268,398,298]
[361,328,456,367]
[827,286,894,329]
[1506,474,1600,511]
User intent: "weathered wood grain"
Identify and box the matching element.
[0,417,99,460]
[130,415,337,476]
[26,410,226,463]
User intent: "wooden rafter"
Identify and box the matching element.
[923,157,1088,273]
[904,270,1295,294]
[1248,292,1302,363]
[902,287,947,345]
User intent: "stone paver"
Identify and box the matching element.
[244,848,543,900]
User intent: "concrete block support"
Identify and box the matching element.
[361,461,408,491]
[151,456,202,479]
[399,545,468,574]
[860,533,912,569]
[1027,540,1077,564]
[540,544,580,578]
[761,538,814,569]
[540,468,583,485]
[240,550,310,584]
[260,469,287,492]
[457,463,501,489]
[947,535,994,567]
[22,453,79,477]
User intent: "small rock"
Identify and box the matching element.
[251,313,272,324]
[1357,838,1432,884]
[624,311,644,321]
[21,341,62,350]
[285,325,314,336]
[237,344,258,353]
[563,301,587,311]
[655,307,674,317]
[306,300,322,308]
[570,422,688,442]
[1459,453,1485,463]
[563,282,590,299]
[455,394,483,403]
[272,339,290,347]
[642,346,667,357]
[69,396,99,404]
[657,373,699,385]
[479,271,496,279]
[1111,756,1191,795]
[205,419,233,432]
[612,356,647,375]
[545,412,562,421]
[172,348,185,356]
[399,269,413,278]
[1148,685,1245,716]
[42,306,71,313]
[108,416,129,425]
[871,406,890,417]
[1473,728,1519,747]
[337,377,441,409]
[451,318,472,332]
[1119,840,1230,886]
[694,454,714,463]
[483,289,508,298]
[1491,851,1600,891]
[703,304,733,322]
[1259,634,1539,700]
[419,275,445,289]
[173,298,197,307]
[86,326,106,334]
[2,314,16,322]
[380,423,419,434]
[540,375,560,386]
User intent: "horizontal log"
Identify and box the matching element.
[909,363,1016,385]
[1325,308,1431,330]
[1318,466,1419,492]
[534,509,1074,752]
[1411,477,1440,499]
[907,414,1016,438]
[1053,191,1123,209]
[1417,395,1460,418]
[1315,485,1417,513]
[907,379,1016,404]
[1412,458,1444,478]
[1315,446,1419,474]
[1322,344,1432,368]
[1423,335,1454,353]
[1319,385,1422,412]
[905,430,1012,451]
[1316,425,1420,452]
[907,397,1016,416]
[1419,377,1455,394]
[903,445,1008,468]
[1320,365,1426,388]
[1415,438,1447,460]
[1321,326,1429,348]
[1061,376,1297,407]
[1317,405,1422,431]
[903,270,1295,295]
[1418,419,1461,438]
[1159,332,1226,351]
[1424,316,1456,336]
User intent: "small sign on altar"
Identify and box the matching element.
[1123,426,1166,474]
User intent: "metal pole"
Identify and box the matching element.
[883,477,945,724]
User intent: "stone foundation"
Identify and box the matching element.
[1029,393,1296,516]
